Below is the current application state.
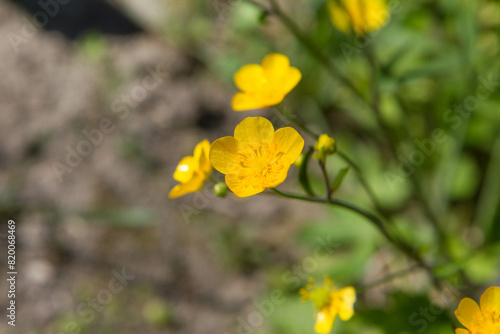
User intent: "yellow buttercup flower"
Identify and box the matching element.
[169,140,212,198]
[328,0,389,36]
[454,286,500,334]
[232,53,302,111]
[300,276,356,334]
[209,117,304,197]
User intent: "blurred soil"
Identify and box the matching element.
[0,1,322,333]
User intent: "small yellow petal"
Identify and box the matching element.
[225,173,266,198]
[194,139,212,175]
[234,117,275,145]
[209,136,240,175]
[173,156,196,183]
[169,174,204,198]
[232,92,268,111]
[336,287,356,321]
[315,307,335,334]
[234,64,266,93]
[455,329,470,334]
[328,0,389,35]
[328,1,351,34]
[455,298,483,330]
[280,67,302,95]
[479,286,500,317]
[272,127,305,164]
[261,53,290,79]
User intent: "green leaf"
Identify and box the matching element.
[298,147,316,197]
[331,167,350,192]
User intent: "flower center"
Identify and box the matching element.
[237,142,287,187]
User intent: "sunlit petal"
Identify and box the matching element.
[210,136,241,175]
[234,117,275,145]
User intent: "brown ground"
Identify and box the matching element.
[0,2,322,333]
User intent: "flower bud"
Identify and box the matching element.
[294,153,306,167]
[213,182,228,198]
[314,134,337,161]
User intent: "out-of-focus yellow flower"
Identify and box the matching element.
[314,134,337,161]
[328,0,389,36]
[209,117,304,197]
[454,286,500,334]
[232,53,302,111]
[300,276,356,334]
[169,140,212,198]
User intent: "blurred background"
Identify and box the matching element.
[0,0,499,333]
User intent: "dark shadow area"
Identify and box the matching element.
[8,0,143,39]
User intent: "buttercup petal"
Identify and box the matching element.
[209,137,241,175]
[272,127,305,164]
[455,298,484,330]
[328,0,389,35]
[193,139,211,160]
[315,307,335,334]
[173,156,196,183]
[479,286,500,317]
[280,67,302,95]
[262,165,290,189]
[328,1,351,34]
[225,173,265,197]
[363,0,389,32]
[234,117,275,145]
[336,287,356,321]
[194,139,212,175]
[455,329,470,334]
[234,64,266,93]
[261,53,290,80]
[232,92,268,111]
[169,174,204,198]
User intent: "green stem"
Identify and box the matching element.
[475,128,500,234]
[275,104,319,138]
[363,45,448,247]
[319,161,333,202]
[357,264,421,292]
[270,188,439,287]
[338,150,383,214]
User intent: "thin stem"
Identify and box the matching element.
[270,188,444,290]
[363,45,447,247]
[338,150,383,214]
[357,264,421,292]
[392,96,449,246]
[319,161,332,202]
[475,128,500,233]
[275,104,319,138]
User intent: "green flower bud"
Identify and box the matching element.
[314,134,337,161]
[213,182,228,198]
[294,153,306,167]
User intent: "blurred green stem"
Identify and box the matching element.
[275,104,319,138]
[319,160,333,201]
[357,264,421,292]
[363,44,448,248]
[475,128,500,233]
